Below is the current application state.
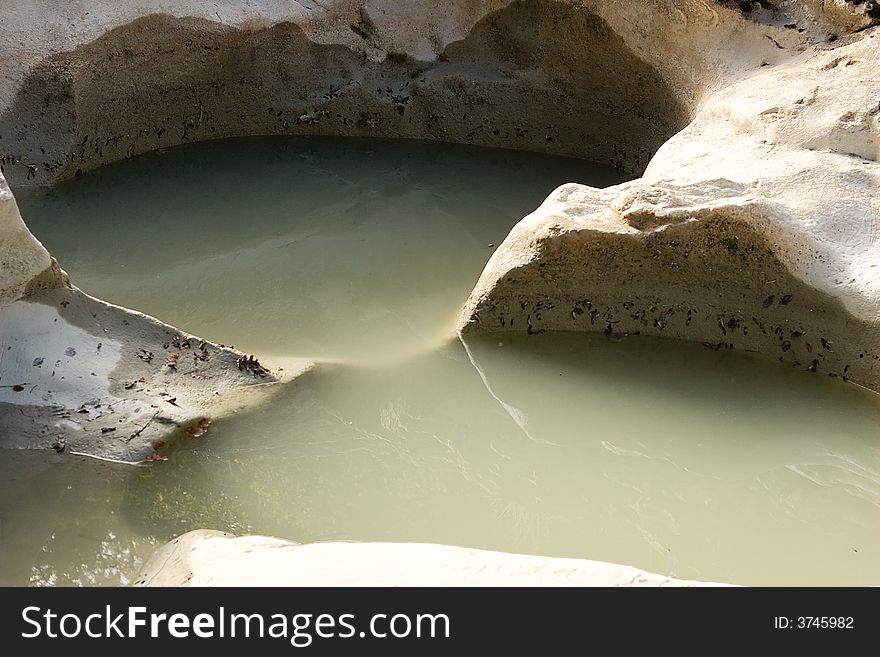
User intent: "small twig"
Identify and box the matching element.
[127,411,161,442]
[68,451,149,467]
[765,34,785,50]
[845,378,880,398]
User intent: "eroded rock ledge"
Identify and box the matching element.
[460,21,880,390]
[1,172,310,461]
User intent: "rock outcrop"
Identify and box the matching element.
[460,10,880,391]
[136,530,731,586]
[1,167,310,461]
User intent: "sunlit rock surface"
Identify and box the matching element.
[137,530,732,586]
[1,160,309,461]
[460,13,880,391]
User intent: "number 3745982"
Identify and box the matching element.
[774,616,854,629]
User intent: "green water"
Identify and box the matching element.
[6,137,879,586]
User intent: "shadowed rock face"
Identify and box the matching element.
[0,3,687,187]
[459,203,880,388]
[717,0,880,34]
[430,0,687,172]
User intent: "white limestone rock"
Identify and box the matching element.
[460,26,880,390]
[136,530,731,587]
[0,171,311,461]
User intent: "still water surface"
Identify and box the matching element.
[7,137,879,586]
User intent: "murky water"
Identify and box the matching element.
[7,137,880,586]
[18,137,624,362]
